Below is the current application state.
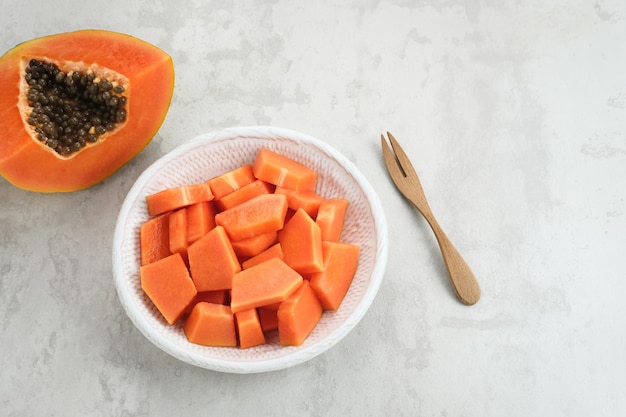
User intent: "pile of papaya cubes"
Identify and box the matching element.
[139,148,360,348]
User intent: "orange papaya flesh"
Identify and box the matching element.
[184,290,230,316]
[252,148,317,192]
[183,302,237,347]
[140,213,170,266]
[146,183,213,216]
[186,201,217,245]
[214,193,288,241]
[277,280,323,346]
[168,207,188,259]
[315,198,349,242]
[262,302,282,311]
[278,208,324,275]
[257,307,278,333]
[207,164,255,200]
[194,290,229,306]
[187,225,241,292]
[235,308,266,349]
[230,257,303,313]
[274,186,323,218]
[140,253,197,325]
[215,179,274,211]
[241,242,284,270]
[257,306,279,332]
[0,30,175,192]
[309,241,360,310]
[230,230,278,258]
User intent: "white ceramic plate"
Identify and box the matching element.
[112,126,388,373]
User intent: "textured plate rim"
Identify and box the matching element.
[112,125,388,373]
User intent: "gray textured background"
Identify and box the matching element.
[2,1,625,416]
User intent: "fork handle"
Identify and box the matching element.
[422,212,481,305]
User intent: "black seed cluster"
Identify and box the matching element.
[24,59,128,156]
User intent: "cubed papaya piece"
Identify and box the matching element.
[258,306,279,332]
[315,198,349,242]
[187,225,241,292]
[186,201,217,245]
[263,302,281,311]
[140,213,170,266]
[184,302,237,347]
[230,230,278,258]
[207,164,255,200]
[185,289,230,316]
[140,253,197,325]
[241,243,284,269]
[215,193,288,241]
[274,186,323,218]
[215,180,274,211]
[195,290,229,305]
[168,208,188,261]
[252,148,317,192]
[277,280,323,346]
[230,257,303,313]
[278,208,324,275]
[235,308,266,349]
[309,241,360,310]
[146,183,213,216]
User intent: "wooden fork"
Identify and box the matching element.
[381,132,480,305]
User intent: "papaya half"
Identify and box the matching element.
[0,30,175,192]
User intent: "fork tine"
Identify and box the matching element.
[386,132,417,178]
[381,133,404,178]
[380,133,395,168]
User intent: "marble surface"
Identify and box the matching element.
[1,1,625,416]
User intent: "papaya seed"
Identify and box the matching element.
[23,59,128,157]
